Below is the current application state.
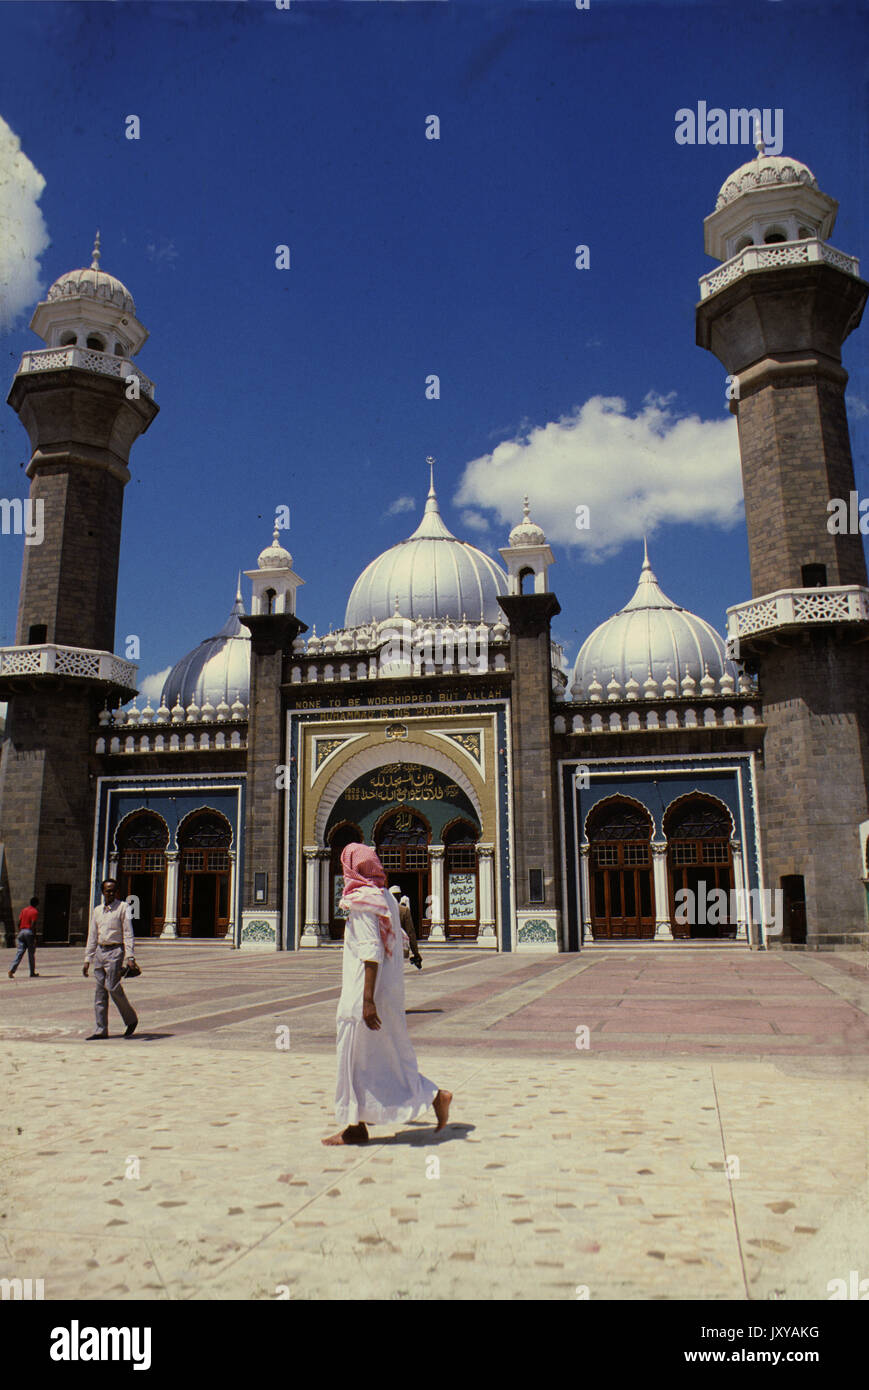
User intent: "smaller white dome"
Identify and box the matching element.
[508,497,547,548]
[258,527,293,570]
[572,543,736,696]
[47,233,136,315]
[716,154,818,211]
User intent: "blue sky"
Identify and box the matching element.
[1,0,867,699]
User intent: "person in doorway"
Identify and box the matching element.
[388,883,422,969]
[8,897,40,978]
[323,843,450,1145]
[82,879,138,1039]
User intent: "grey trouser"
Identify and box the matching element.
[10,929,36,975]
[93,944,138,1032]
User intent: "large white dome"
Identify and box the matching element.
[344,477,508,627]
[161,586,250,710]
[571,546,735,696]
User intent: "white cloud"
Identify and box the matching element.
[454,393,742,559]
[846,393,868,420]
[460,509,491,533]
[137,667,171,706]
[386,495,416,516]
[0,116,49,333]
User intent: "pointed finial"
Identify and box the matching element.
[91,230,101,270]
[642,535,650,570]
[272,526,279,545]
[523,495,530,519]
[754,117,766,158]
[426,456,436,496]
[235,570,243,603]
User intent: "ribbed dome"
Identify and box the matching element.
[161,584,250,710]
[715,154,818,212]
[257,528,293,570]
[344,474,508,627]
[47,234,135,315]
[508,497,546,548]
[571,545,735,696]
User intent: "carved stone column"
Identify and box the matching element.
[476,843,496,944]
[579,843,594,944]
[428,846,446,941]
[730,839,749,942]
[301,845,321,947]
[318,849,332,938]
[161,850,179,938]
[652,842,673,941]
[225,849,236,945]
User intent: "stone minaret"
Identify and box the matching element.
[696,137,869,945]
[0,236,158,944]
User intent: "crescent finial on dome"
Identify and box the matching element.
[754,116,765,159]
[91,230,101,270]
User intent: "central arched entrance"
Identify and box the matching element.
[665,795,735,939]
[586,798,655,939]
[177,810,232,938]
[116,811,167,938]
[375,808,432,940]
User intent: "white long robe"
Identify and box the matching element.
[334,889,438,1126]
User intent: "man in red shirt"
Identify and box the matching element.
[8,897,39,978]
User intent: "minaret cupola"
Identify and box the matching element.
[702,124,839,264]
[244,528,305,616]
[499,497,554,595]
[30,232,149,359]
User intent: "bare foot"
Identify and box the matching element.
[433,1089,453,1132]
[321,1123,369,1146]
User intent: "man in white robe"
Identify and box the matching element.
[323,844,451,1146]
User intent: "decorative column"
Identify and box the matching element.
[730,840,749,943]
[301,845,322,947]
[579,843,594,944]
[318,849,331,938]
[652,842,673,941]
[161,850,179,938]
[225,849,237,946]
[428,846,446,941]
[476,843,496,945]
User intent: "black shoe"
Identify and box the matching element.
[412,956,423,970]
[86,1032,108,1040]
[124,1020,138,1038]
[7,970,14,979]
[29,973,39,978]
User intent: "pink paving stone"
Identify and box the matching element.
[599,1015,777,1033]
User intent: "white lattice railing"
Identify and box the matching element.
[699,238,860,300]
[15,347,155,400]
[0,644,138,687]
[727,586,869,640]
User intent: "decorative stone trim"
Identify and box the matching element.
[516,911,560,952]
[16,346,156,398]
[0,643,137,690]
[240,912,278,950]
[727,585,869,641]
[699,238,859,300]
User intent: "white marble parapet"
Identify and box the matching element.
[699,238,860,300]
[15,346,156,399]
[727,585,869,641]
[558,698,760,736]
[0,643,137,688]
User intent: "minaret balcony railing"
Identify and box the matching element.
[727,585,869,641]
[0,643,138,687]
[15,346,156,400]
[699,238,860,300]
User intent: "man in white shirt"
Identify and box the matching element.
[82,879,138,1039]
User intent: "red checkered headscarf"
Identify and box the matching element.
[339,843,395,957]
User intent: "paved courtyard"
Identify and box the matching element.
[1,942,868,1301]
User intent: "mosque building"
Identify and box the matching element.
[1,143,867,953]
